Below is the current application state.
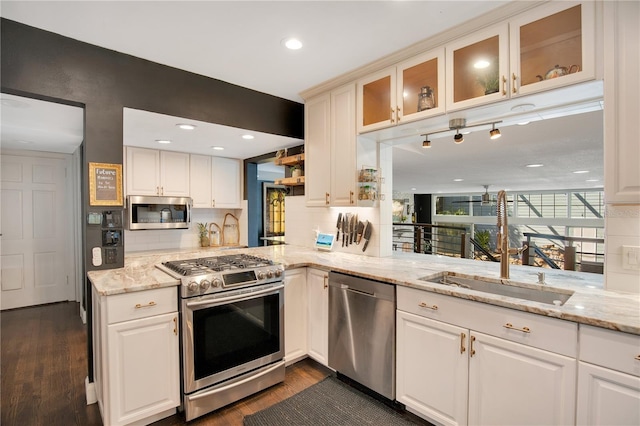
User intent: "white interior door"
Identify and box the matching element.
[1,154,73,310]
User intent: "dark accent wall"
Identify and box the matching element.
[1,18,304,270]
[1,18,304,381]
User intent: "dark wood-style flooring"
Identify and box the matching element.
[1,302,331,426]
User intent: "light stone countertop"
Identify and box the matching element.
[87,244,640,335]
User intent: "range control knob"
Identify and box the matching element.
[200,280,211,291]
[187,281,199,292]
[274,269,283,278]
[212,278,222,288]
[257,271,266,280]
[266,270,274,279]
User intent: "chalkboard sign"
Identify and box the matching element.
[89,162,123,206]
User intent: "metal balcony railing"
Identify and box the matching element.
[392,223,469,258]
[521,232,605,273]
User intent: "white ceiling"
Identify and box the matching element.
[0,1,604,195]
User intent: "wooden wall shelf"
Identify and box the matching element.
[275,176,305,186]
[275,153,305,166]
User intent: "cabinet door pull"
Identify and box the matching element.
[390,108,395,123]
[156,186,160,195]
[470,335,476,357]
[212,199,216,208]
[501,75,507,95]
[503,323,530,333]
[512,73,518,93]
[460,332,466,354]
[323,275,328,289]
[350,191,354,204]
[418,302,438,311]
[173,317,178,335]
[325,192,330,205]
[160,186,164,195]
[135,301,157,309]
[396,106,401,122]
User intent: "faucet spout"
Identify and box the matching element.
[496,190,511,279]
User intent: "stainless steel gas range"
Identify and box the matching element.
[157,254,285,422]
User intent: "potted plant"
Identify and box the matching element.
[290,164,303,178]
[196,222,209,247]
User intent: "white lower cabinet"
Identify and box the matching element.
[93,286,180,426]
[397,286,577,426]
[396,311,468,426]
[306,268,329,365]
[284,268,308,365]
[577,325,640,425]
[467,332,575,426]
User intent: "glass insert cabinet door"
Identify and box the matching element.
[510,1,595,96]
[357,48,444,133]
[396,47,445,123]
[445,24,510,111]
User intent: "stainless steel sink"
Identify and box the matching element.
[419,272,574,306]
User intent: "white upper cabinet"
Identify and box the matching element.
[211,157,241,209]
[160,150,190,197]
[357,47,445,133]
[603,0,640,204]
[126,147,190,197]
[445,24,510,111]
[330,84,357,206]
[305,93,331,207]
[509,1,596,97]
[306,84,358,207]
[190,155,241,209]
[189,154,212,208]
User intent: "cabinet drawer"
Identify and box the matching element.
[106,287,177,324]
[398,286,578,357]
[580,325,640,377]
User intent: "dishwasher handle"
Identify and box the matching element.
[341,284,375,297]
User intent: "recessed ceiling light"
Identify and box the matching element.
[176,123,196,130]
[411,187,417,191]
[242,134,255,140]
[156,139,171,144]
[282,37,302,50]
[473,59,490,69]
[453,178,464,182]
[586,179,599,182]
[212,146,224,151]
[573,170,589,174]
[18,140,33,144]
[517,121,530,126]
[526,164,544,168]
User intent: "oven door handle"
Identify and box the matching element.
[185,284,284,308]
[187,361,285,402]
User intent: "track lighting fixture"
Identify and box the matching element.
[419,119,502,148]
[422,136,431,148]
[489,123,501,139]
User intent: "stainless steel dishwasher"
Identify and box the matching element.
[328,271,395,400]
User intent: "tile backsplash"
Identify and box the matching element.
[124,202,247,253]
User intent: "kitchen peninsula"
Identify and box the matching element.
[89,245,639,425]
[90,245,639,333]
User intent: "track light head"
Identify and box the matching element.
[422,137,431,148]
[454,132,464,144]
[489,124,501,139]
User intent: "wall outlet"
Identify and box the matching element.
[622,245,640,270]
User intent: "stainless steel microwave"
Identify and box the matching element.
[126,195,192,230]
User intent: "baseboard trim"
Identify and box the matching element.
[85,376,97,405]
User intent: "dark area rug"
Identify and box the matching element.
[243,376,423,425]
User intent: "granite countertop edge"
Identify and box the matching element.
[87,245,640,335]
